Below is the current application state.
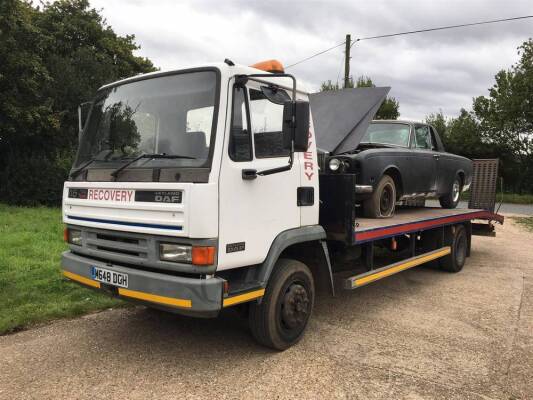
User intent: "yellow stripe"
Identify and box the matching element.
[353,247,451,287]
[63,270,101,288]
[223,288,265,307]
[118,288,192,308]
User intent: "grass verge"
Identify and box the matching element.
[0,204,124,335]
[512,216,533,232]
[460,192,533,205]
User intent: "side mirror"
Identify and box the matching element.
[282,100,310,152]
[78,102,91,136]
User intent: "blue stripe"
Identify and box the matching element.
[66,215,183,231]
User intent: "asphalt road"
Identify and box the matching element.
[1,217,532,399]
[426,200,533,216]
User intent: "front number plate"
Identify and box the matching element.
[90,266,128,288]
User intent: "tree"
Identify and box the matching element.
[425,111,447,139]
[0,0,156,205]
[425,109,495,159]
[319,75,400,120]
[473,39,533,193]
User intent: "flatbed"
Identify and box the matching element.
[353,207,504,244]
[329,206,504,292]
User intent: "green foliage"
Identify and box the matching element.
[513,216,533,232]
[0,151,73,206]
[320,75,400,120]
[472,39,533,193]
[426,39,533,194]
[0,0,157,205]
[0,204,124,334]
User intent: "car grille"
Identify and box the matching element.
[317,151,326,172]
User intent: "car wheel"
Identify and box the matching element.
[363,175,396,218]
[439,174,462,209]
[248,259,314,350]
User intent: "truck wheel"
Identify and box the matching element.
[440,224,467,273]
[249,258,314,350]
[363,175,396,218]
[439,175,462,209]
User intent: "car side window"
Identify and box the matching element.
[414,125,432,150]
[229,85,252,162]
[249,88,289,158]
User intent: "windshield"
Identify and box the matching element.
[75,70,218,169]
[361,123,410,147]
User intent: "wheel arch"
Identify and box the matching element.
[253,226,334,296]
[456,169,465,186]
[381,165,403,199]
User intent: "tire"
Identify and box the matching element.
[439,174,462,209]
[249,258,314,350]
[363,175,396,218]
[440,224,468,273]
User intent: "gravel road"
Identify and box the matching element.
[1,216,531,400]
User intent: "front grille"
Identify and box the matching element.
[85,230,149,262]
[67,225,218,275]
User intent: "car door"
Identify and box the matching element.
[411,124,437,193]
[429,126,447,194]
[217,80,301,271]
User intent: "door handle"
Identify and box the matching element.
[242,169,257,180]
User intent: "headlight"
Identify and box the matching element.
[160,243,192,263]
[329,158,341,171]
[67,229,82,246]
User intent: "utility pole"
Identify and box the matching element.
[344,34,351,88]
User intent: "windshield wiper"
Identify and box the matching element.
[69,150,114,179]
[110,153,195,180]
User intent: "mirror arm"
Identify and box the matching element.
[78,101,92,135]
[78,105,82,133]
[240,73,297,100]
[256,141,294,177]
[235,72,299,178]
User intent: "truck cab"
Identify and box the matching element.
[62,61,323,346]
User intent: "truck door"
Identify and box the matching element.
[411,124,437,193]
[217,80,301,271]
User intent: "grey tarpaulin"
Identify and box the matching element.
[309,87,390,154]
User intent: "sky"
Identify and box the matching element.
[90,0,532,120]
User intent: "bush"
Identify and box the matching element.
[0,151,73,206]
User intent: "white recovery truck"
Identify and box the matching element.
[62,60,503,349]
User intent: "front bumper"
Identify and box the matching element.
[62,251,224,317]
[355,184,373,194]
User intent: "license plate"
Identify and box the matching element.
[90,266,128,288]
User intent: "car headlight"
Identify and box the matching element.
[160,243,192,263]
[329,158,341,171]
[67,229,82,246]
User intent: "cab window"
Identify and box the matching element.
[249,88,289,158]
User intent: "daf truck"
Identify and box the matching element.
[61,59,502,350]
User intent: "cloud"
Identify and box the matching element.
[90,0,532,119]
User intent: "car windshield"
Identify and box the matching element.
[74,70,218,169]
[361,123,410,147]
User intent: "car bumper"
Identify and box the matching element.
[355,184,373,194]
[61,251,224,317]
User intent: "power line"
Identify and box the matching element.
[352,15,533,45]
[285,15,533,69]
[285,41,345,69]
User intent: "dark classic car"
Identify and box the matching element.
[324,120,473,218]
